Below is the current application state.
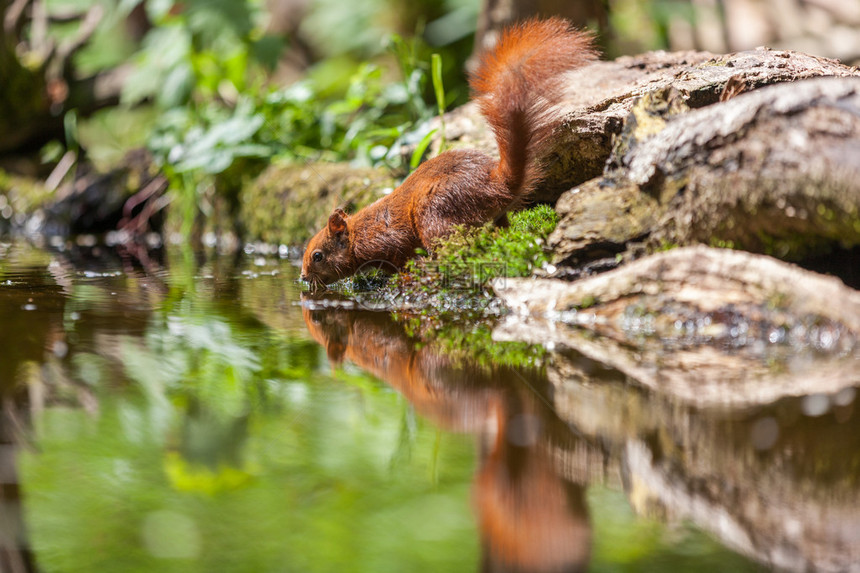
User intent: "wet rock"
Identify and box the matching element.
[492,246,860,406]
[547,180,659,264]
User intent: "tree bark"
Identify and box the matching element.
[549,77,860,267]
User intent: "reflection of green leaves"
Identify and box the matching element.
[122,311,260,421]
[165,451,255,495]
[20,292,479,571]
[588,485,760,571]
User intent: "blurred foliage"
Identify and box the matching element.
[607,0,694,56]
[23,348,480,571]
[120,0,278,107]
[114,2,464,236]
[40,0,696,239]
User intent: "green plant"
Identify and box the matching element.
[431,53,448,152]
[412,203,560,282]
[135,2,463,237]
[122,0,279,108]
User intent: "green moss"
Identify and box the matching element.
[754,229,836,261]
[419,204,560,281]
[579,295,597,309]
[766,291,790,311]
[709,237,736,249]
[392,205,558,308]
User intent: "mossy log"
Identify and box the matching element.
[550,77,860,268]
[417,47,860,202]
[492,245,860,406]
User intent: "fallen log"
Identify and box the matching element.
[549,77,860,269]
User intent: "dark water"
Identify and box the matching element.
[0,239,857,572]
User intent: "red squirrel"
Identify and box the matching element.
[301,18,597,286]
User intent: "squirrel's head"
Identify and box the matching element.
[301,208,353,287]
[300,303,350,364]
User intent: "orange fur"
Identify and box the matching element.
[301,304,592,570]
[301,18,597,286]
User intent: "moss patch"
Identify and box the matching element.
[407,204,557,289]
[366,205,560,315]
[324,204,561,320]
[413,203,560,281]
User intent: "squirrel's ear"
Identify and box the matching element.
[328,208,348,235]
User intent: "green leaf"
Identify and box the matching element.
[431,53,445,116]
[251,35,285,70]
[410,128,438,170]
[157,63,195,108]
[145,0,176,22]
[63,110,79,155]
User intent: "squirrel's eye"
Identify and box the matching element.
[312,251,323,263]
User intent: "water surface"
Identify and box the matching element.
[0,239,856,572]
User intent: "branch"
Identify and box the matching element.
[48,8,92,24]
[49,4,103,81]
[2,0,32,40]
[57,4,103,66]
[29,0,48,54]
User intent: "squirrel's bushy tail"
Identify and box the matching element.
[469,18,597,199]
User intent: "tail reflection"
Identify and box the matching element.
[302,300,591,572]
[476,396,590,573]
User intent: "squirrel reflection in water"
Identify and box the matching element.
[302,298,591,573]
